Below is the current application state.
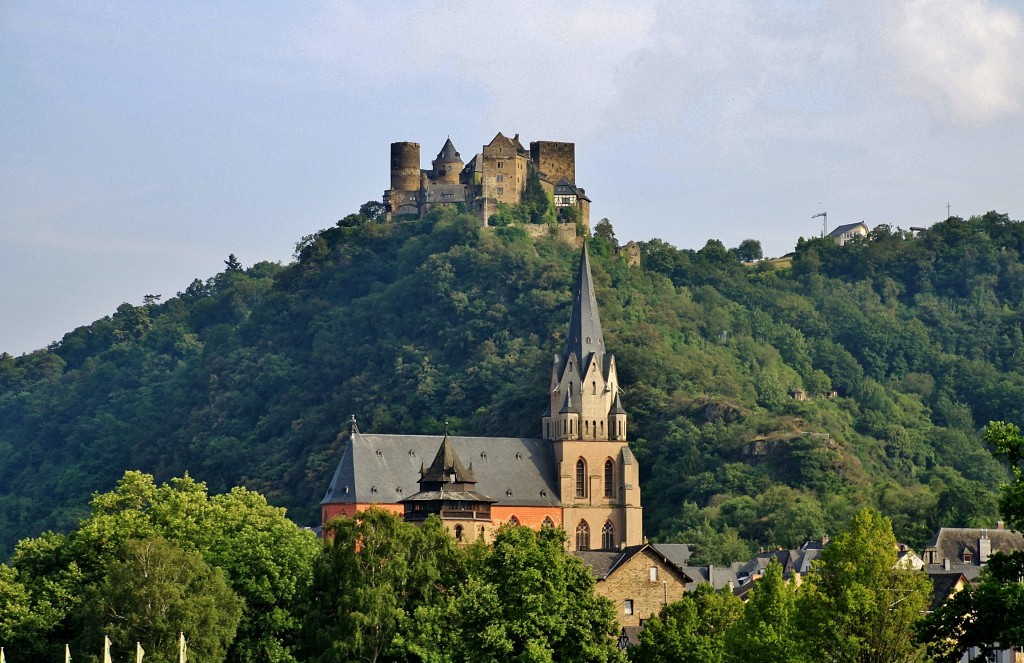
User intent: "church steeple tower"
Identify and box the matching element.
[543,243,626,443]
[544,244,642,550]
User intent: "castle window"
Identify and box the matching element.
[455,524,464,541]
[498,161,504,168]
[497,187,504,195]
[593,381,596,394]
[604,459,614,497]
[584,420,589,436]
[497,174,504,182]
[576,520,590,551]
[576,459,587,498]
[602,521,614,549]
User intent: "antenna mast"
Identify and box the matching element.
[812,212,828,238]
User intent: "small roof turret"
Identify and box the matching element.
[610,392,627,415]
[421,434,476,484]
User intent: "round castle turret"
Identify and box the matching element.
[390,142,421,191]
[431,138,463,184]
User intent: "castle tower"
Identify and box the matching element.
[543,244,642,550]
[390,142,421,191]
[431,138,464,185]
[401,433,496,544]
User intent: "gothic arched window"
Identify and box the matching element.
[604,459,615,498]
[508,515,520,526]
[575,459,587,498]
[542,516,555,529]
[576,520,591,551]
[602,521,615,549]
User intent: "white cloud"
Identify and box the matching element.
[297,1,657,134]
[886,0,1024,125]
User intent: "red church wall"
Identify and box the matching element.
[322,503,562,533]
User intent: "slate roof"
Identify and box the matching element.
[926,571,968,612]
[553,177,591,202]
[562,243,606,375]
[827,221,868,238]
[923,527,1024,567]
[576,544,697,583]
[322,431,561,507]
[650,543,692,568]
[434,137,462,163]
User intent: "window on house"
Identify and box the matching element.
[650,567,659,582]
[455,524,463,541]
[576,520,590,551]
[542,516,555,528]
[508,515,520,526]
[498,161,504,168]
[623,600,634,615]
[576,459,586,497]
[497,187,504,195]
[602,521,614,549]
[497,174,504,182]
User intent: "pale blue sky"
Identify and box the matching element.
[3,1,1023,355]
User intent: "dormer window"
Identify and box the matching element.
[962,550,973,564]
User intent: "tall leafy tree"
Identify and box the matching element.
[457,524,625,663]
[725,560,806,663]
[797,508,931,662]
[629,584,742,663]
[77,536,242,663]
[298,508,467,663]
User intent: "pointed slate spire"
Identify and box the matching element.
[562,243,605,372]
[421,435,476,484]
[435,137,462,163]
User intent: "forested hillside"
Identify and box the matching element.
[1,208,1020,559]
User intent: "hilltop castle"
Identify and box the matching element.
[383,132,591,230]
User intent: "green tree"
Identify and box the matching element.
[457,524,625,663]
[797,508,931,662]
[917,421,1024,661]
[77,536,243,663]
[732,239,763,262]
[629,584,742,663]
[725,560,806,663]
[593,219,617,248]
[297,508,466,663]
[4,472,318,663]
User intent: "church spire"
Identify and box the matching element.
[562,242,605,372]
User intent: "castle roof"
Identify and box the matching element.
[554,177,591,202]
[322,431,561,507]
[434,137,462,164]
[562,243,606,374]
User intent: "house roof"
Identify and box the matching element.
[923,527,1024,566]
[827,221,868,238]
[576,544,697,583]
[322,431,561,507]
[926,571,968,612]
[553,177,591,202]
[420,434,476,483]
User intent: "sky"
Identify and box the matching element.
[2,1,1023,355]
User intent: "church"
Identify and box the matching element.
[321,244,643,550]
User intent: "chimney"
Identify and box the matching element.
[979,535,991,565]
[708,564,714,587]
[998,520,1005,530]
[942,557,951,570]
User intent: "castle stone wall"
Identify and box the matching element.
[531,141,576,184]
